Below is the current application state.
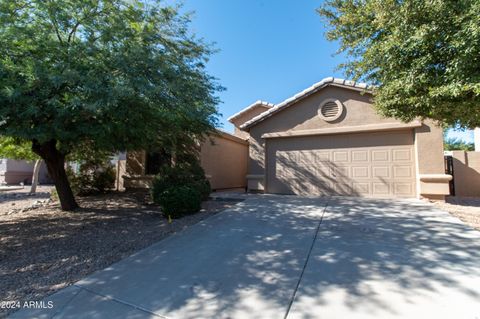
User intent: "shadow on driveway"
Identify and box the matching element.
[10,195,480,319]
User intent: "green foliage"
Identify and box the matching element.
[318,0,480,128]
[0,137,38,161]
[444,137,474,151]
[157,185,202,219]
[0,0,220,209]
[66,156,116,196]
[151,157,210,217]
[0,0,220,160]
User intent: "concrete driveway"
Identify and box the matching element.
[11,196,480,318]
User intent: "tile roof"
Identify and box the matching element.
[239,77,371,130]
[227,100,274,122]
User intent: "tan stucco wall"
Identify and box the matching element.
[124,132,248,190]
[451,151,480,197]
[230,105,271,139]
[246,85,447,198]
[414,121,450,197]
[200,132,248,190]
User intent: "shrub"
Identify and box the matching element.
[151,158,211,217]
[151,163,210,202]
[158,185,202,219]
[193,179,211,201]
[67,160,116,196]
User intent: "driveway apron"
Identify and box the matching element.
[288,197,480,319]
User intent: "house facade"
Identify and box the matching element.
[124,130,248,190]
[231,77,451,199]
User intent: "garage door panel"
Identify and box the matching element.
[393,165,413,178]
[372,150,389,162]
[372,182,390,195]
[373,166,390,178]
[331,165,349,178]
[393,182,414,195]
[334,183,354,195]
[352,150,369,162]
[352,166,369,178]
[316,163,330,177]
[392,149,412,161]
[353,182,370,195]
[267,131,416,198]
[333,151,349,162]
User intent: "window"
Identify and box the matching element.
[145,150,170,175]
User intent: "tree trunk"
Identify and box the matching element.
[29,159,42,194]
[32,139,78,211]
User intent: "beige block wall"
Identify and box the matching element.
[451,151,480,197]
[200,133,248,190]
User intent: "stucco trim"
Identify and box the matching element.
[240,77,372,130]
[261,121,422,139]
[419,174,452,182]
[227,100,274,122]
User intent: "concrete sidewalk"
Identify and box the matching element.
[10,196,480,318]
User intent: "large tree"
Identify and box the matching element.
[0,0,220,210]
[318,0,480,128]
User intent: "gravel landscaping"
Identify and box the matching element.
[433,196,480,231]
[0,190,242,318]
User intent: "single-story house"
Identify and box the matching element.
[125,77,451,200]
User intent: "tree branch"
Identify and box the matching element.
[67,22,81,43]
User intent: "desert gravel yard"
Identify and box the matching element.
[0,191,242,318]
[433,196,480,231]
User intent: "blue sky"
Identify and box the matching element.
[179,0,473,143]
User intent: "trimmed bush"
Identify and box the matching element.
[151,158,211,218]
[157,185,202,219]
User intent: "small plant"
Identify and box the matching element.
[50,188,59,202]
[158,185,202,219]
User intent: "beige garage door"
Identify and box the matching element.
[266,131,416,198]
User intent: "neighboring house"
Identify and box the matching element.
[0,158,51,185]
[231,77,451,200]
[124,130,248,190]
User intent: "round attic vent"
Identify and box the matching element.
[318,99,344,122]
